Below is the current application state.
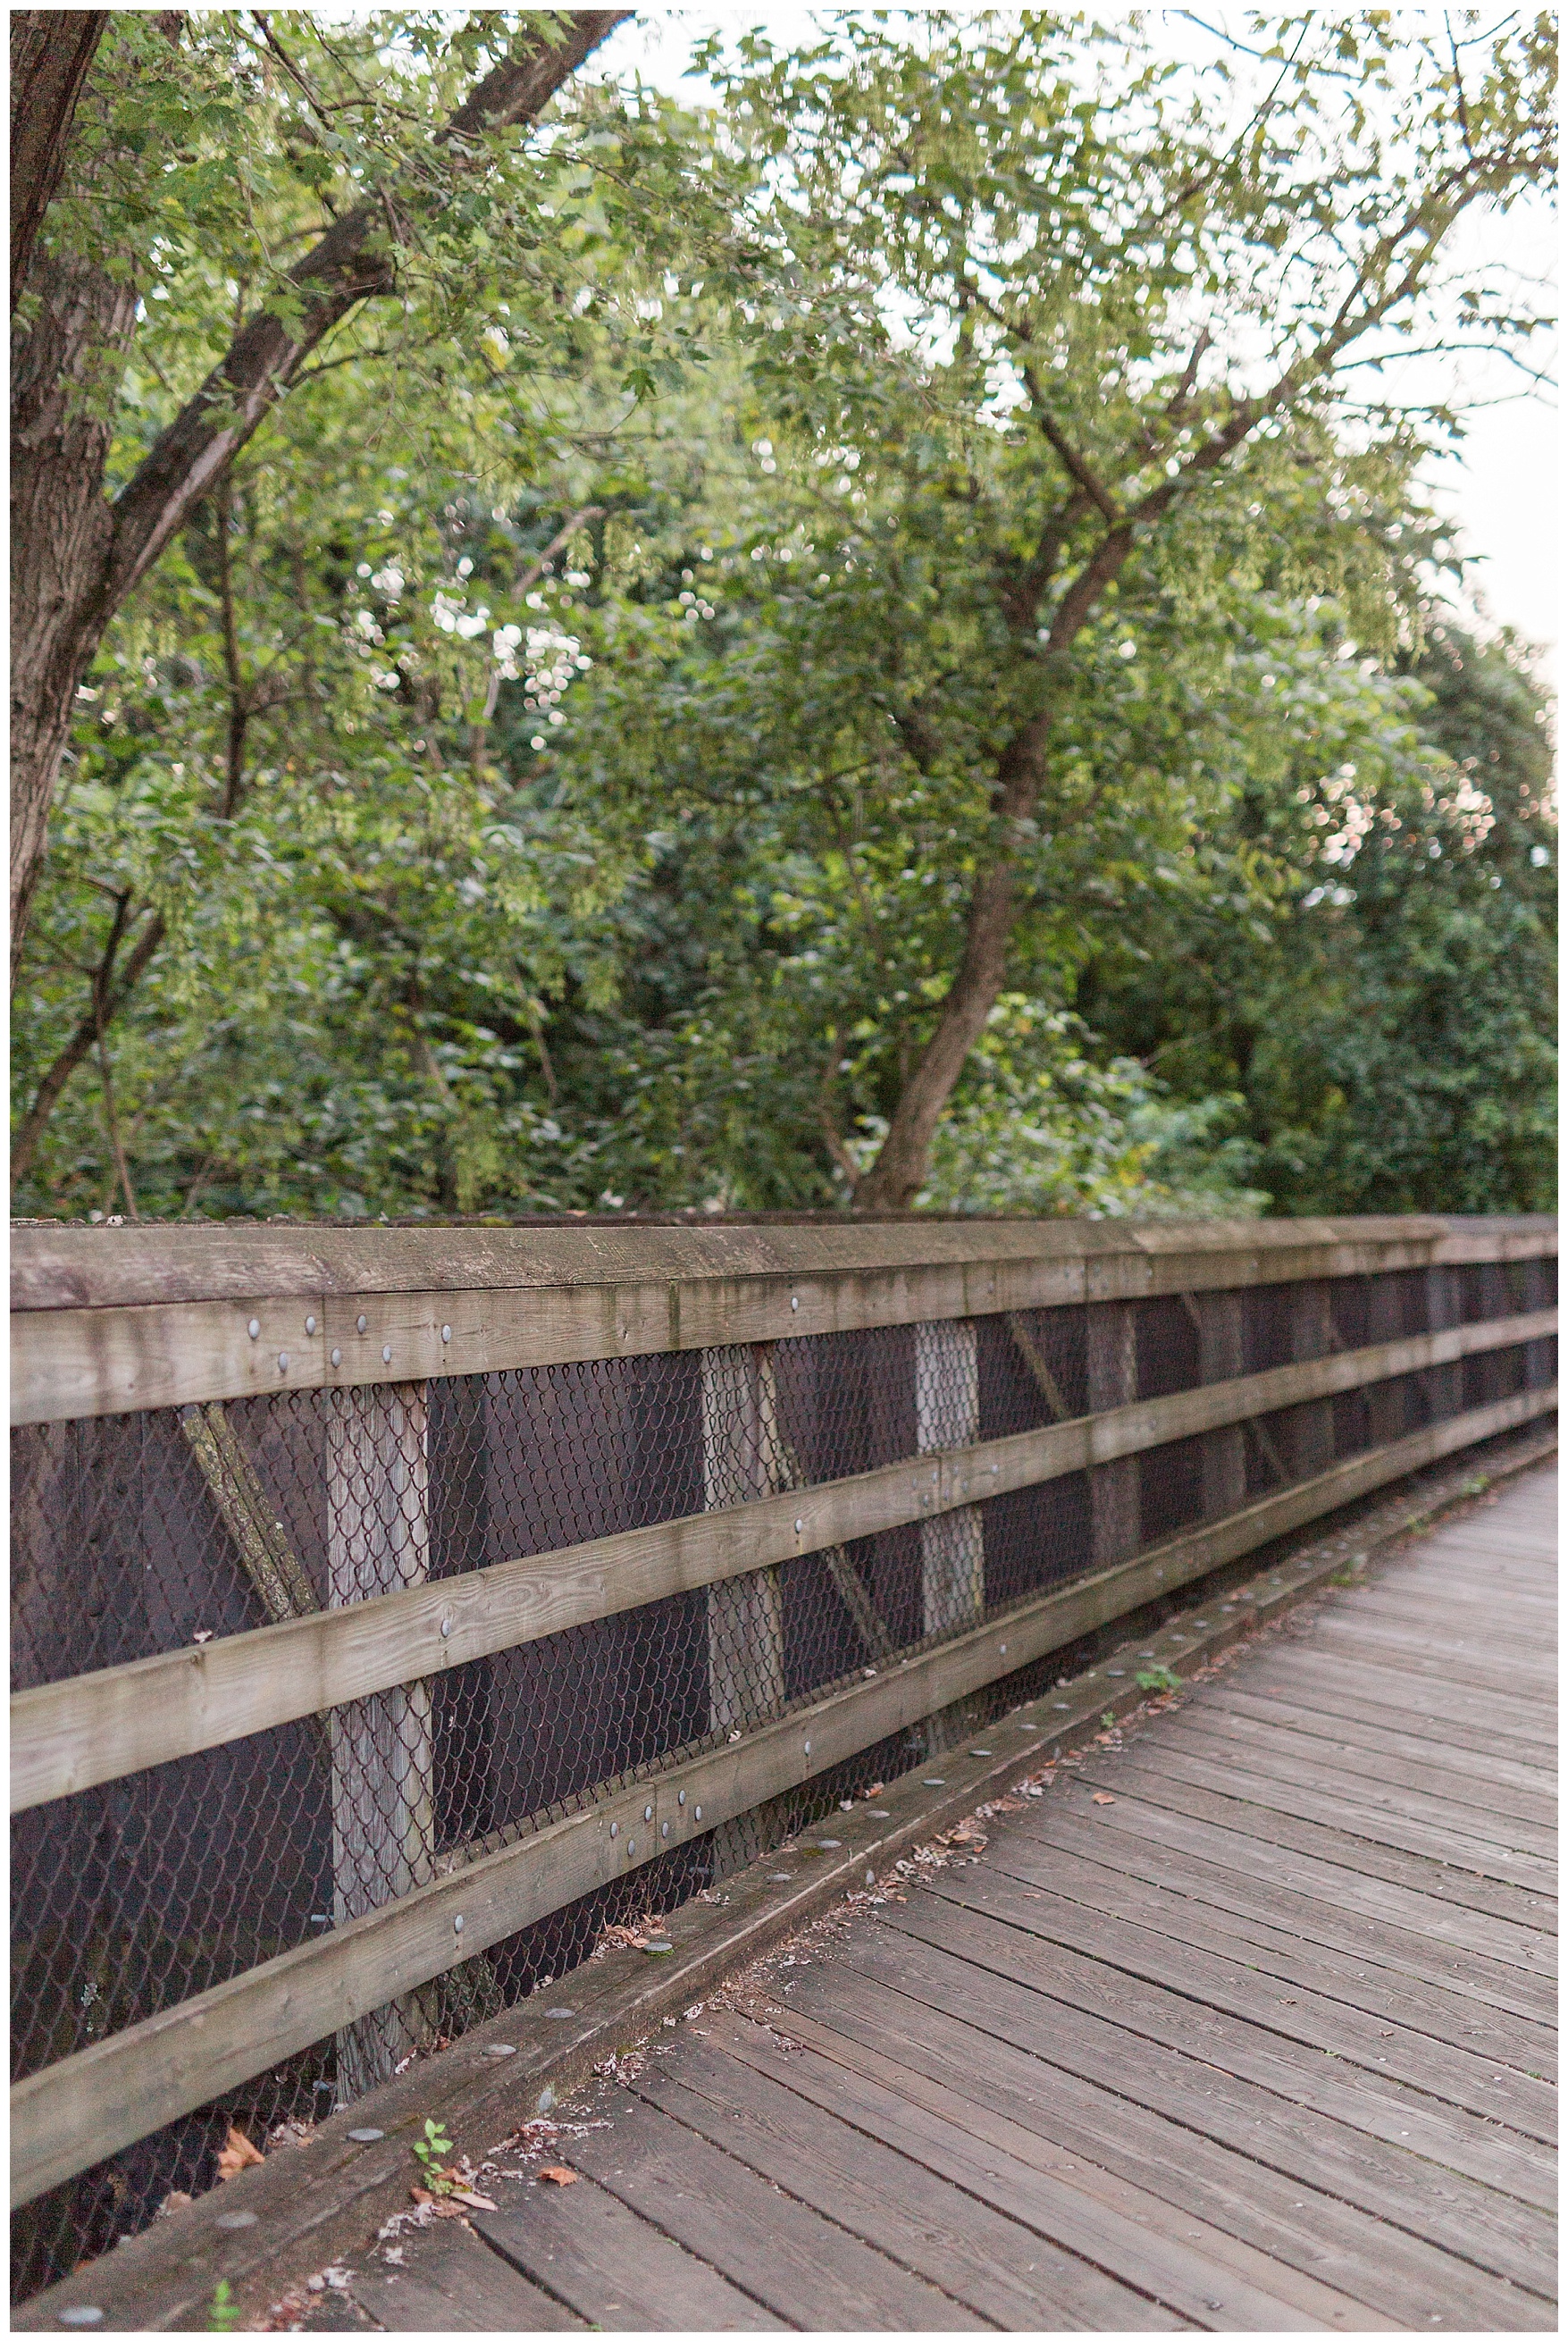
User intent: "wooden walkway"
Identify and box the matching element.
[333,1468,1557,2333]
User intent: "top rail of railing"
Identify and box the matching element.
[10,1213,1558,1425]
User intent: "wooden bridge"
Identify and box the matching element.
[9,1214,1555,2329]
[307,1459,1555,2334]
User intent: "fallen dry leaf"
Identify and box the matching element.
[217,2124,265,2181]
[1091,1792,1116,1806]
[448,2187,498,2212]
[539,2166,579,2187]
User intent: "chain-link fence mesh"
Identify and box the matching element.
[11,1255,1556,2300]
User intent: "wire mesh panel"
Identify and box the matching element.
[9,1228,1557,2303]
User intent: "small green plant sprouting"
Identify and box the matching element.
[1136,1665,1182,1696]
[412,2117,455,2190]
[1100,1710,1116,1730]
[206,2279,241,2333]
[1463,1474,1489,1498]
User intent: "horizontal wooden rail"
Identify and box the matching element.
[12,1305,1554,1813]
[10,1378,1554,2212]
[11,1216,1555,1424]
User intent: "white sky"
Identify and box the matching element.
[602,8,1558,665]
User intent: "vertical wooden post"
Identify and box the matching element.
[1193,1292,1246,1520]
[1421,1264,1463,1423]
[326,1383,435,2099]
[1289,1282,1336,1480]
[1364,1272,1407,1446]
[702,1345,786,1874]
[917,1317,985,1752]
[1086,1303,1139,1564]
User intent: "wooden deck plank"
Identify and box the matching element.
[863,1906,1557,2224]
[1094,1742,1563,1901]
[1304,1612,1557,1686]
[1317,1609,1555,1667]
[347,2229,585,2331]
[1295,1622,1557,1707]
[635,2035,1189,2329]
[1070,1762,1557,1938]
[1083,1742,1557,1892]
[709,2010,1399,2332]
[955,1838,1557,2085]
[561,2094,986,2329]
[926,1863,1557,2136]
[1209,1672,1557,1772]
[475,2175,786,2330]
[782,1964,1555,2328]
[1178,1704,1555,1826]
[1198,1684,1556,1799]
[1031,1782,1555,1988]
[1154,1711,1557,1843]
[1006,1798,1563,2042]
[1245,1647,1556,1747]
[1340,1578,1556,1623]
[755,1993,1522,2332]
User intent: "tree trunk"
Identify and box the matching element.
[855,860,1021,1211]
[10,251,135,980]
[10,12,109,312]
[854,526,1136,1213]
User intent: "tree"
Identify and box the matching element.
[710,10,1555,1205]
[1078,623,1557,1213]
[11,7,630,973]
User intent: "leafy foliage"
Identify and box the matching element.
[10,13,1556,1225]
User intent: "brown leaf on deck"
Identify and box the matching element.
[539,2165,579,2187]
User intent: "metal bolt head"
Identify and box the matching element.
[356,1314,368,1334]
[346,2128,384,2144]
[453,1914,464,1933]
[441,1324,452,1344]
[802,1739,811,1756]
[440,1616,452,1640]
[305,1315,316,1336]
[694,1806,702,1821]
[627,1839,636,1856]
[57,2309,104,2327]
[677,1789,686,1806]
[661,1821,669,1837]
[644,1804,653,1822]
[277,1352,289,1373]
[795,1517,804,1533]
[247,1319,260,1340]
[790,1294,800,1311]
[215,2209,259,2229]
[330,1347,342,1367]
[382,1344,393,1365]
[609,1822,618,1838]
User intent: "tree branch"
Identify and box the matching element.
[12,900,165,1191]
[1019,367,1119,521]
[105,12,630,613]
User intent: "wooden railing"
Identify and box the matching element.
[9,1213,1557,2218]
